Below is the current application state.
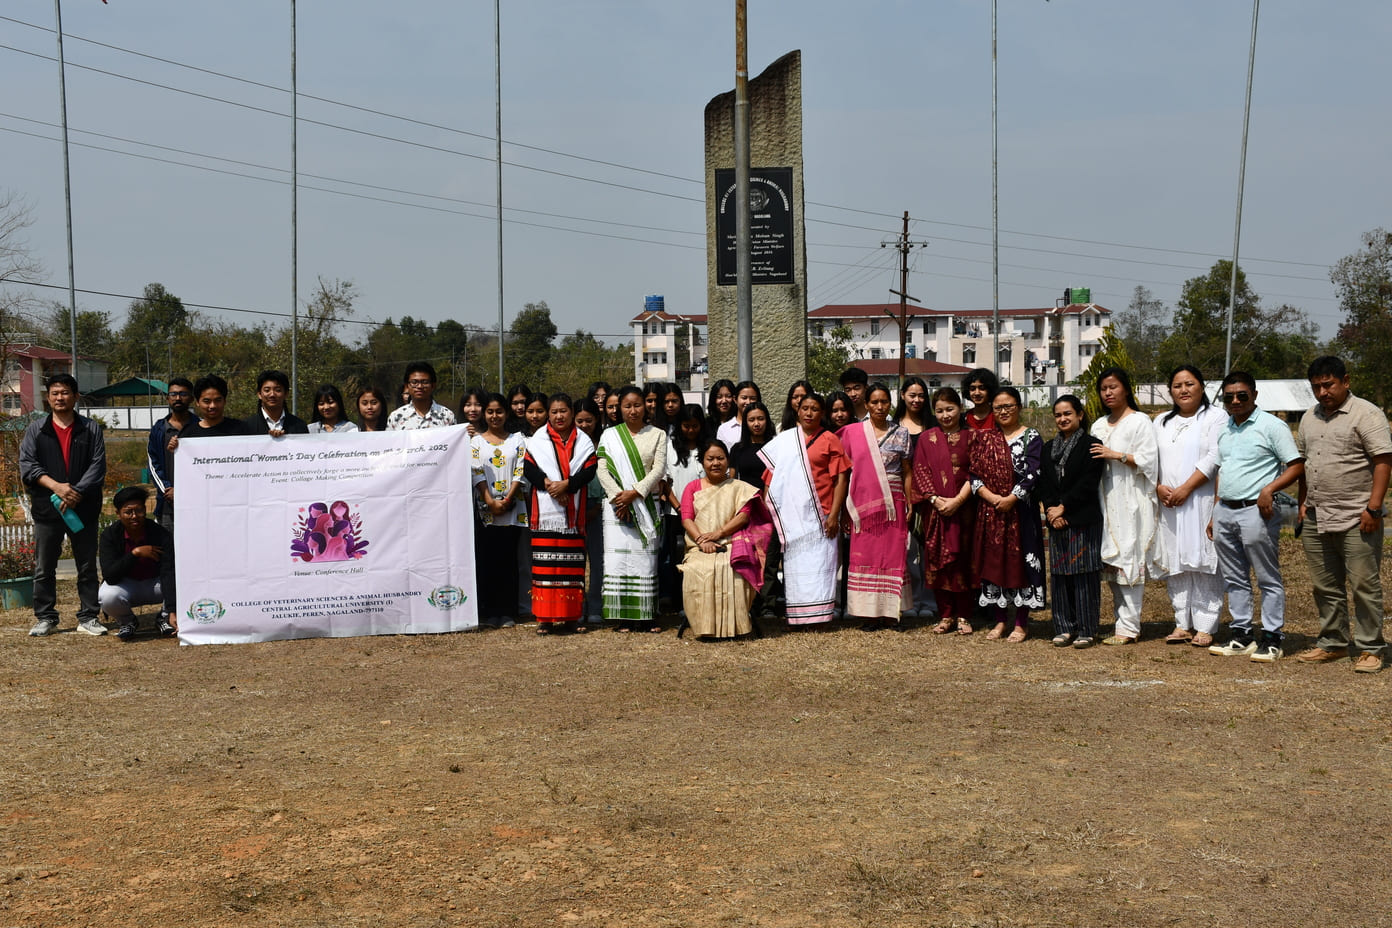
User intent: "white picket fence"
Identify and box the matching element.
[0,523,33,548]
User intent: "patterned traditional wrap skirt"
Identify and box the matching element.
[530,529,587,623]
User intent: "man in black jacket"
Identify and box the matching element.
[243,370,308,436]
[98,486,176,640]
[19,374,107,637]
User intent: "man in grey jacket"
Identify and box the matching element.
[19,374,107,637]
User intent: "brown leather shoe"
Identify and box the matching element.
[1354,652,1385,674]
[1295,646,1348,663]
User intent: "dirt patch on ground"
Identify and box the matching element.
[2,537,1389,927]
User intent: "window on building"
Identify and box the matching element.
[812,322,824,338]
[870,319,881,335]
[870,348,882,360]
[963,343,976,364]
[2,393,20,412]
[922,319,934,335]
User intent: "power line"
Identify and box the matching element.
[0,42,708,207]
[18,278,653,340]
[0,21,1335,272]
[0,13,706,188]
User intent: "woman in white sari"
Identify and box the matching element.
[680,440,761,638]
[596,385,668,631]
[1090,367,1160,644]
[1152,365,1228,647]
[759,392,851,626]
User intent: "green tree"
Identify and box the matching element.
[1076,326,1135,421]
[1332,228,1392,407]
[1156,260,1319,380]
[44,302,115,362]
[504,301,557,389]
[547,330,632,397]
[1112,286,1169,385]
[113,283,190,379]
[806,324,853,393]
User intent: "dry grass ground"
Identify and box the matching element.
[2,536,1390,928]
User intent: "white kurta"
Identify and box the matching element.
[1091,410,1160,585]
[1151,405,1227,577]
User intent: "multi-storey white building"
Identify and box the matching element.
[630,307,708,392]
[808,301,1111,385]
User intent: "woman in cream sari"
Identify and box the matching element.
[680,440,761,638]
[596,385,668,631]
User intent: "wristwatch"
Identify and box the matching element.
[1367,506,1385,518]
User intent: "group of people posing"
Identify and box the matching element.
[19,355,1390,673]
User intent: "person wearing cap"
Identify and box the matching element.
[1294,355,1392,674]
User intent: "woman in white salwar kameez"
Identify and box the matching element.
[1090,367,1160,644]
[1152,365,1228,648]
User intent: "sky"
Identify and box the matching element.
[3,0,1390,353]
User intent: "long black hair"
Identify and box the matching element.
[1096,366,1140,412]
[1161,365,1210,425]
[310,384,348,425]
[740,400,773,446]
[670,403,710,467]
[355,386,390,431]
[893,375,934,426]
[779,379,814,432]
[707,378,737,424]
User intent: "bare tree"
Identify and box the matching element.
[0,191,45,333]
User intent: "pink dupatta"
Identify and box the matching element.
[839,420,900,534]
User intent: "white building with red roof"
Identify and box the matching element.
[630,296,708,393]
[808,299,1111,386]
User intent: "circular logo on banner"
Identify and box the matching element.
[428,586,466,610]
[186,598,226,624]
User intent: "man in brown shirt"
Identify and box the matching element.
[1295,355,1392,673]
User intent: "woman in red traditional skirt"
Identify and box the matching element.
[521,393,598,635]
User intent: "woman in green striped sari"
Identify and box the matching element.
[596,385,669,631]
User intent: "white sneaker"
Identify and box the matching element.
[1209,636,1255,656]
[76,618,107,636]
[28,618,58,637]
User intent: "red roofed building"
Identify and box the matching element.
[630,298,708,394]
[809,301,1110,385]
[2,344,109,415]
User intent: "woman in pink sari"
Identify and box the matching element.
[911,387,977,634]
[839,383,912,630]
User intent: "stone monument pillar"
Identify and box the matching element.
[704,50,808,406]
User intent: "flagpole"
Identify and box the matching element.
[1225,0,1260,374]
[290,0,299,410]
[53,0,78,376]
[494,0,505,391]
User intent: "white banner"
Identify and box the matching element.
[174,427,477,644]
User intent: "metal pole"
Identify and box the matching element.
[734,0,753,382]
[991,0,1000,380]
[53,0,78,376]
[495,0,505,391]
[897,212,909,387]
[290,0,299,410]
[1225,0,1260,374]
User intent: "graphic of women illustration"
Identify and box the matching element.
[293,500,369,562]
